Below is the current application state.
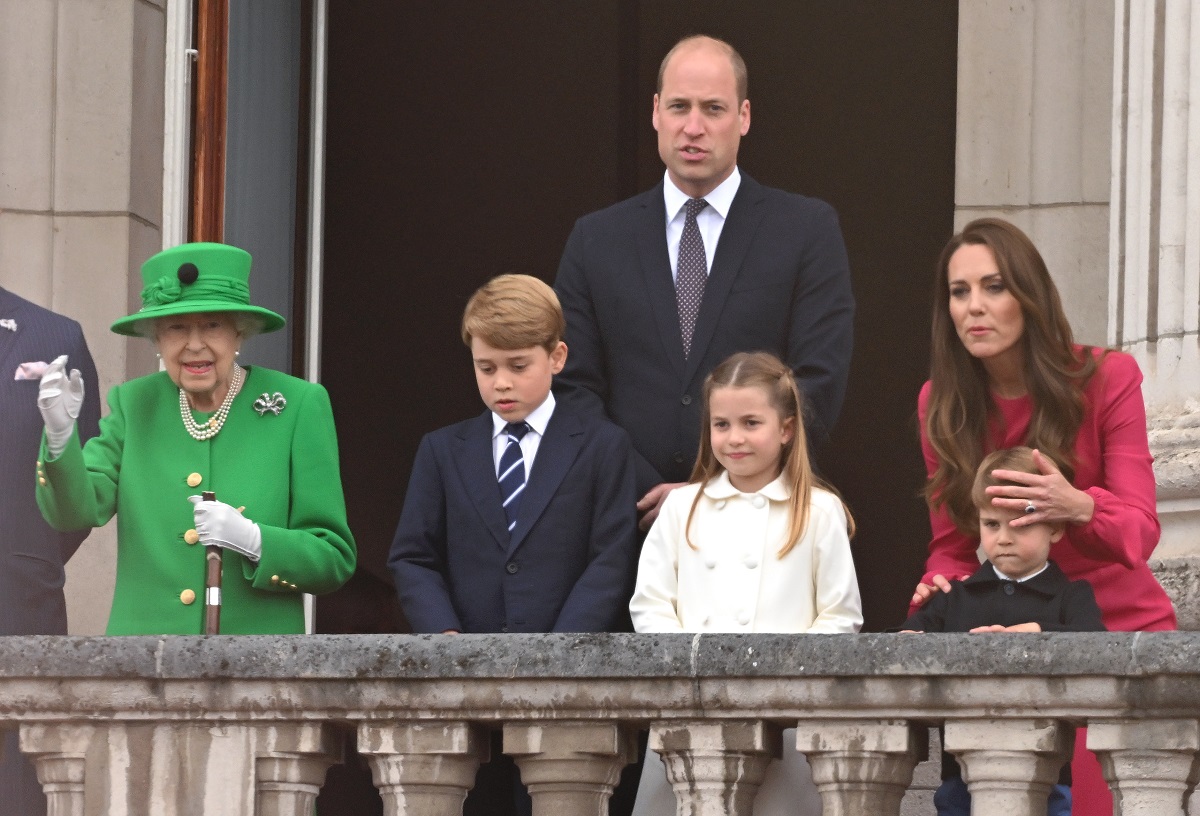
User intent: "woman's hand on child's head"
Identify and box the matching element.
[968,622,1043,633]
[910,574,962,607]
[986,449,1095,527]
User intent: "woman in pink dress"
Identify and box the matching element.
[911,217,1175,815]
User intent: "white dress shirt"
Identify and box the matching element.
[663,167,742,280]
[491,391,556,476]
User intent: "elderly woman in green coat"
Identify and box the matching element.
[35,243,355,634]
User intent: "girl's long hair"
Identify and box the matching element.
[924,218,1099,533]
[686,351,855,556]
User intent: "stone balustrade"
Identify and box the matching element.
[2,633,1200,815]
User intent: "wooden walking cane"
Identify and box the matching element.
[202,491,222,635]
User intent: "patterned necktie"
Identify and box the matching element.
[676,197,709,358]
[498,422,530,533]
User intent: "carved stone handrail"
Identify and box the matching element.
[1,633,1198,815]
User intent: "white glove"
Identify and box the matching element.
[38,354,85,458]
[189,496,262,562]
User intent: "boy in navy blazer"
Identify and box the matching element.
[388,274,638,814]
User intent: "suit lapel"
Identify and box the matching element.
[635,184,688,380]
[454,412,511,551]
[685,174,767,384]
[506,407,583,555]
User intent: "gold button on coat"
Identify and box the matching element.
[184,529,200,545]
[186,472,203,487]
[271,575,281,585]
[180,589,196,605]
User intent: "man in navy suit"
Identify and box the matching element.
[389,274,637,815]
[554,35,855,531]
[0,286,100,816]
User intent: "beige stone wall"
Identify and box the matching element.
[0,0,166,634]
[954,0,1114,347]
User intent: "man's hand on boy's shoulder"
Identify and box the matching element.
[969,622,1042,633]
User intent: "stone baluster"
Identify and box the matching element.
[19,723,94,816]
[254,723,343,816]
[650,720,780,816]
[793,719,923,816]
[358,721,488,816]
[505,721,636,815]
[943,718,1073,816]
[1087,719,1200,815]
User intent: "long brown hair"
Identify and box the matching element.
[687,352,854,556]
[924,218,1099,533]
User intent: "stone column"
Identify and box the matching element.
[19,723,94,816]
[254,723,343,816]
[943,718,1073,816]
[793,720,922,816]
[649,720,780,816]
[505,722,636,816]
[1110,0,1200,631]
[357,721,488,816]
[1087,719,1200,816]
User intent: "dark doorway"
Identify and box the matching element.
[319,2,956,811]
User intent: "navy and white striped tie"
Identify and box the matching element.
[498,422,530,533]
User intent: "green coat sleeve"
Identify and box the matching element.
[37,386,126,531]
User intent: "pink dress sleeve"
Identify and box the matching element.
[1068,352,1160,567]
[914,381,980,612]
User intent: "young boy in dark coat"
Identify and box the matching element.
[899,446,1105,816]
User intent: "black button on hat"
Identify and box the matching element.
[177,263,199,284]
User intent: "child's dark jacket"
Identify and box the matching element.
[900,559,1105,634]
[899,559,1105,782]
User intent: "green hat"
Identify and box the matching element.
[111,242,286,337]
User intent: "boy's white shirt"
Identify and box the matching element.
[490,391,555,474]
[629,470,863,634]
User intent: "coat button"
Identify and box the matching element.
[737,611,751,625]
[38,477,47,486]
[744,559,759,569]
[271,575,281,585]
[673,451,685,464]
[704,559,717,569]
[506,562,519,574]
[715,500,726,510]
[184,529,200,545]
[180,589,196,605]
[187,472,203,487]
[752,495,766,509]
[681,395,692,405]
[1004,583,1016,596]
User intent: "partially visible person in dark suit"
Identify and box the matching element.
[389,274,638,816]
[0,286,100,816]
[554,34,855,533]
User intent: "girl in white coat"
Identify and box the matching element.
[629,351,863,816]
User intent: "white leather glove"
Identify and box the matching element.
[38,354,85,458]
[189,496,262,562]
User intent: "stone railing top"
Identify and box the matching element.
[3,633,1199,722]
[0,632,1195,679]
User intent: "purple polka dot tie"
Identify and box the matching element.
[676,198,709,358]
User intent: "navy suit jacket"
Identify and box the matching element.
[554,173,854,493]
[0,288,99,816]
[0,288,100,636]
[388,402,638,634]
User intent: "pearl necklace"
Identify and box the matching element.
[180,363,245,441]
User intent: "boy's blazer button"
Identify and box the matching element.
[186,472,203,487]
[505,562,519,574]
[1003,583,1016,596]
[184,529,200,545]
[672,451,685,464]
[680,395,692,405]
[180,589,196,605]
